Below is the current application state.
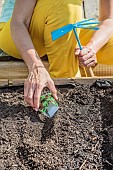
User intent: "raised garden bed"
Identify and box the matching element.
[0,80,113,170]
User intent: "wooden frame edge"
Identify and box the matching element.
[0,77,113,87]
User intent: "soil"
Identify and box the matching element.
[0,82,113,170]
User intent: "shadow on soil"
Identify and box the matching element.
[0,101,44,123]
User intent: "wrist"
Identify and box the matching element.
[86,40,98,53]
[22,50,44,70]
[28,60,45,71]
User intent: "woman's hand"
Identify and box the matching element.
[75,46,97,67]
[24,64,58,111]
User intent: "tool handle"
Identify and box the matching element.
[73,28,95,77]
[85,67,94,77]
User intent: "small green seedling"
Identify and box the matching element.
[39,93,59,118]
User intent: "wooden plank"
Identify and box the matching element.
[0,61,28,79]
[83,0,99,18]
[0,61,49,79]
[0,61,113,80]
[0,77,113,87]
[0,0,3,14]
[54,77,113,85]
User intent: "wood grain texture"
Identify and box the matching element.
[0,61,49,79]
[0,61,113,81]
[0,77,113,87]
[83,0,99,18]
[0,0,3,14]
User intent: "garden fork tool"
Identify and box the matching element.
[73,27,94,77]
[51,18,100,77]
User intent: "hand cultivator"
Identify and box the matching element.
[51,18,100,77]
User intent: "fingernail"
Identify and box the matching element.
[56,96,58,100]
[34,108,38,112]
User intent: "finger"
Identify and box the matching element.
[33,82,44,111]
[79,60,96,67]
[78,53,92,62]
[26,82,35,107]
[24,71,34,99]
[87,61,97,67]
[83,57,96,67]
[75,47,80,56]
[47,79,58,100]
[80,48,88,56]
[24,80,29,99]
[24,80,32,101]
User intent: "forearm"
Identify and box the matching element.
[10,21,44,70]
[86,19,113,52]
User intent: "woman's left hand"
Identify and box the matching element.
[75,46,97,67]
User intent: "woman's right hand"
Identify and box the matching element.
[75,46,97,67]
[24,64,58,111]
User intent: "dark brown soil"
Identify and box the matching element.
[0,82,113,170]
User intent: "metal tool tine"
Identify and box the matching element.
[78,21,100,26]
[76,18,96,25]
